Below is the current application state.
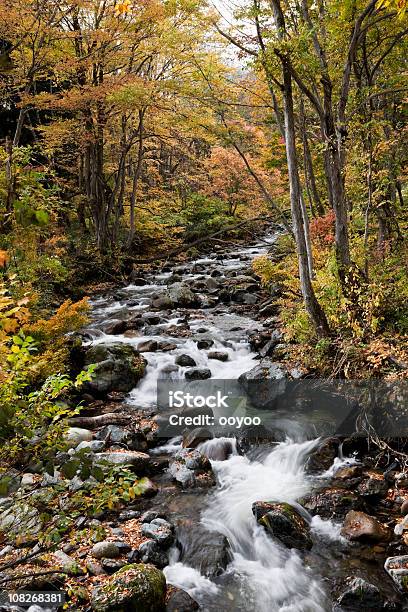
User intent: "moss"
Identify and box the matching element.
[91,563,166,612]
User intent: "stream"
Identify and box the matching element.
[84,232,380,612]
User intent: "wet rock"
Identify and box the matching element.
[185,368,211,381]
[357,474,388,497]
[208,351,229,362]
[384,555,408,592]
[190,531,231,578]
[182,428,213,449]
[299,487,364,519]
[91,563,166,611]
[253,501,312,550]
[141,519,174,548]
[168,283,201,308]
[166,587,199,611]
[151,294,174,310]
[91,541,121,559]
[341,510,392,543]
[158,341,177,352]
[166,274,183,284]
[258,329,283,358]
[196,339,214,349]
[130,540,168,568]
[401,499,408,515]
[102,319,127,335]
[84,343,146,395]
[169,448,215,488]
[96,425,129,445]
[142,313,163,325]
[129,275,148,286]
[65,427,93,448]
[175,354,197,367]
[232,290,258,305]
[238,360,289,410]
[336,577,385,611]
[305,437,340,473]
[126,314,145,330]
[141,510,167,523]
[95,451,150,473]
[138,339,158,352]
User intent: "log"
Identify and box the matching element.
[67,413,130,428]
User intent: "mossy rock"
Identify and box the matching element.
[84,343,146,395]
[91,563,166,611]
[252,501,312,550]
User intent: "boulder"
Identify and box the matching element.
[299,487,363,519]
[253,501,312,550]
[238,360,289,410]
[305,437,340,473]
[91,541,121,559]
[141,519,174,548]
[182,428,213,449]
[384,555,408,592]
[196,339,214,349]
[208,351,229,362]
[185,368,211,381]
[137,340,158,353]
[95,451,150,473]
[130,540,168,569]
[259,330,283,358]
[151,295,173,310]
[84,343,146,395]
[175,354,197,367]
[65,427,93,448]
[102,320,127,335]
[336,577,385,611]
[91,563,166,612]
[166,587,199,611]
[169,449,215,488]
[341,510,392,543]
[168,283,201,308]
[357,474,388,497]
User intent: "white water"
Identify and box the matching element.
[164,439,329,611]
[88,232,339,610]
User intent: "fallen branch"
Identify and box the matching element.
[67,413,130,428]
[130,216,275,264]
[0,569,67,585]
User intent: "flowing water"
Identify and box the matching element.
[87,232,351,612]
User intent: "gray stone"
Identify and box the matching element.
[65,427,93,448]
[131,540,169,569]
[95,451,150,473]
[185,368,211,381]
[175,354,197,367]
[91,541,121,559]
[208,351,229,362]
[336,577,384,611]
[238,360,289,410]
[384,555,408,592]
[84,343,146,395]
[141,521,173,548]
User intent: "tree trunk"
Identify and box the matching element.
[282,63,329,337]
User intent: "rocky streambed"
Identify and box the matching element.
[1,229,408,612]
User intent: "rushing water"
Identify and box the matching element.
[87,233,347,612]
